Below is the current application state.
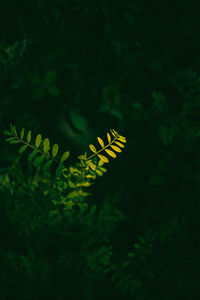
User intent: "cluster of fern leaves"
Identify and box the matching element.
[1,124,143,300]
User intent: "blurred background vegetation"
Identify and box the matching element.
[1,0,200,299]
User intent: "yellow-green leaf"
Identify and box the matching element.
[61,151,70,162]
[110,145,121,152]
[20,128,25,140]
[97,154,109,163]
[114,141,124,148]
[97,137,104,148]
[43,138,50,153]
[89,144,97,153]
[107,132,111,143]
[105,149,116,158]
[110,129,116,137]
[98,159,105,167]
[52,144,58,157]
[88,160,96,171]
[96,169,103,176]
[117,136,126,143]
[27,130,32,143]
[35,134,42,148]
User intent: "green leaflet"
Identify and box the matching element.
[9,140,21,144]
[20,128,25,140]
[35,134,42,148]
[3,130,12,136]
[52,144,58,157]
[28,150,37,162]
[43,138,50,153]
[33,155,45,167]
[42,159,53,171]
[27,130,32,143]
[60,151,70,162]
[5,137,15,142]
[56,163,63,177]
[13,126,17,136]
[18,145,28,154]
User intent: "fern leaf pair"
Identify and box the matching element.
[88,129,126,163]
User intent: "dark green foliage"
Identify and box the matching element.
[1,1,200,299]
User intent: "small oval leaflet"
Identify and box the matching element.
[97,154,109,163]
[110,145,121,152]
[18,145,28,154]
[52,144,59,157]
[105,149,116,158]
[56,163,63,177]
[61,151,70,162]
[20,128,25,140]
[107,132,111,143]
[35,134,42,148]
[33,155,45,167]
[88,160,96,171]
[9,140,21,144]
[42,159,53,171]
[89,144,97,153]
[117,137,126,143]
[97,137,104,148]
[28,150,37,162]
[43,138,50,153]
[27,130,32,143]
[110,129,116,137]
[114,141,124,148]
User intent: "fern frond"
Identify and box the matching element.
[87,129,126,164]
[3,125,70,179]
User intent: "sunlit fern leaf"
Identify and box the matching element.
[60,151,70,162]
[97,137,104,148]
[110,129,116,137]
[20,128,25,140]
[52,144,58,157]
[18,145,28,154]
[88,160,96,171]
[116,136,126,143]
[110,145,121,152]
[43,138,50,153]
[96,169,103,176]
[114,141,124,148]
[97,154,109,163]
[98,159,105,167]
[105,149,116,158]
[35,134,42,148]
[107,132,111,143]
[89,144,97,153]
